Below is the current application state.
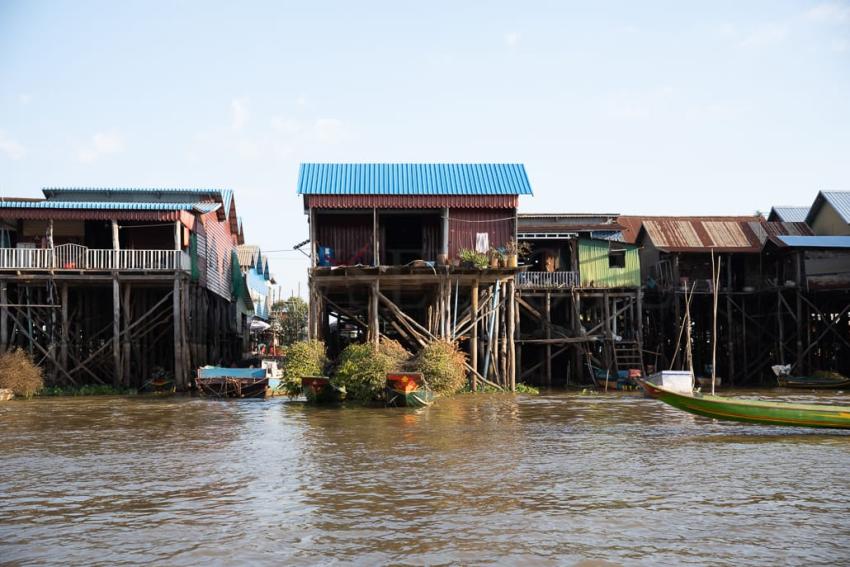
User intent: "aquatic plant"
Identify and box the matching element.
[331,339,410,403]
[280,339,328,396]
[515,382,540,395]
[413,340,468,396]
[0,348,44,398]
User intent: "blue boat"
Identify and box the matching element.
[195,367,268,398]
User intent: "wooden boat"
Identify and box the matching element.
[301,376,345,404]
[385,372,435,408]
[772,365,850,389]
[645,370,693,396]
[695,376,722,388]
[592,368,639,391]
[196,367,268,398]
[641,380,850,429]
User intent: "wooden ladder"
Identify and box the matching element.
[612,340,645,377]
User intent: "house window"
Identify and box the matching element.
[609,249,626,269]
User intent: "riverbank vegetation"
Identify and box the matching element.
[331,339,412,403]
[0,349,44,398]
[280,339,328,396]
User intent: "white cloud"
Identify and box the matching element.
[315,118,345,144]
[18,94,31,105]
[0,131,26,160]
[77,132,124,163]
[271,115,302,135]
[740,23,788,47]
[504,31,521,48]
[231,97,250,130]
[805,2,850,23]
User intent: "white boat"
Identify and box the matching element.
[647,370,693,394]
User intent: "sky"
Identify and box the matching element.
[1,0,849,296]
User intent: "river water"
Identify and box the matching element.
[2,391,850,566]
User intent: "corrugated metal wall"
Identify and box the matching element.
[578,239,641,287]
[316,213,373,265]
[198,211,234,299]
[448,209,515,261]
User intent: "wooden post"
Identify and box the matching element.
[111,219,119,249]
[470,280,479,390]
[47,219,54,249]
[372,208,379,266]
[500,281,507,386]
[309,208,317,268]
[602,290,612,372]
[60,283,68,372]
[370,279,380,347]
[113,276,122,387]
[441,207,449,264]
[173,275,184,388]
[122,283,132,387]
[777,289,785,365]
[0,280,7,353]
[174,221,182,250]
[545,291,552,387]
[795,252,804,373]
[507,279,516,392]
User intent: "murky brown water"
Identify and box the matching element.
[2,391,850,566]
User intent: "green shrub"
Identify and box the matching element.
[0,348,44,398]
[458,248,488,269]
[280,339,328,396]
[413,340,468,396]
[331,339,410,403]
[515,383,540,395]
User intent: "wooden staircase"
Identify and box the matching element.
[613,340,645,376]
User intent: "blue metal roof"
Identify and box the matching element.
[777,235,850,249]
[40,188,234,218]
[0,200,221,214]
[297,163,533,196]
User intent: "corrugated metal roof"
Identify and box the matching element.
[638,217,763,252]
[237,245,260,268]
[750,221,812,244]
[0,200,221,213]
[297,163,533,196]
[809,191,850,225]
[304,194,518,209]
[768,206,809,223]
[41,188,234,219]
[777,236,850,249]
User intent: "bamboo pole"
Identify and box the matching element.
[470,280,479,390]
[545,291,552,387]
[507,279,516,392]
[0,280,7,353]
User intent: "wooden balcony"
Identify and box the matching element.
[0,244,190,272]
[516,271,580,289]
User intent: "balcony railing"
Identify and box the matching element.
[516,271,580,289]
[0,244,190,272]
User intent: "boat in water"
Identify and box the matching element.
[772,365,850,389]
[195,367,269,398]
[641,380,850,429]
[644,370,694,396]
[385,372,435,408]
[301,376,345,404]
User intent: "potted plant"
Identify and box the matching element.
[504,241,519,268]
[458,249,488,269]
[488,247,503,268]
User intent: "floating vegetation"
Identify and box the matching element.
[331,339,410,404]
[413,340,467,396]
[0,348,44,398]
[515,383,540,395]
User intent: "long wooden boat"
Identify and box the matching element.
[385,372,435,408]
[641,380,850,429]
[776,374,850,389]
[301,376,345,404]
[196,367,268,398]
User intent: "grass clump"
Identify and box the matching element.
[331,339,411,403]
[515,382,540,395]
[0,348,44,398]
[280,339,328,396]
[413,340,468,396]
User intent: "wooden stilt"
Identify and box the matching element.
[60,283,68,372]
[173,275,184,388]
[545,291,552,387]
[507,279,516,392]
[113,277,122,387]
[470,280,479,390]
[0,280,7,353]
[122,283,132,387]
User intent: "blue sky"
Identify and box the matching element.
[1,1,849,295]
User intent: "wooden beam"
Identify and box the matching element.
[0,281,7,353]
[507,279,516,391]
[470,279,479,390]
[113,276,122,387]
[173,275,184,388]
[60,283,68,372]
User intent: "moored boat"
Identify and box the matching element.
[385,372,435,408]
[301,376,345,404]
[642,380,850,429]
[196,367,268,398]
[644,370,693,396]
[772,365,850,389]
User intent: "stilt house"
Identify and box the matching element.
[0,188,247,389]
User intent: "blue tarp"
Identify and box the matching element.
[198,367,266,379]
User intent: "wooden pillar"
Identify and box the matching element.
[47,219,54,249]
[795,253,804,373]
[470,280,479,390]
[440,207,449,264]
[777,289,785,365]
[0,280,7,353]
[507,279,516,392]
[545,291,552,387]
[113,276,122,387]
[499,281,507,386]
[173,275,184,388]
[309,208,317,268]
[372,208,379,266]
[369,279,380,346]
[182,280,190,380]
[602,290,612,371]
[60,283,68,371]
[725,254,734,387]
[122,283,132,387]
[174,221,182,250]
